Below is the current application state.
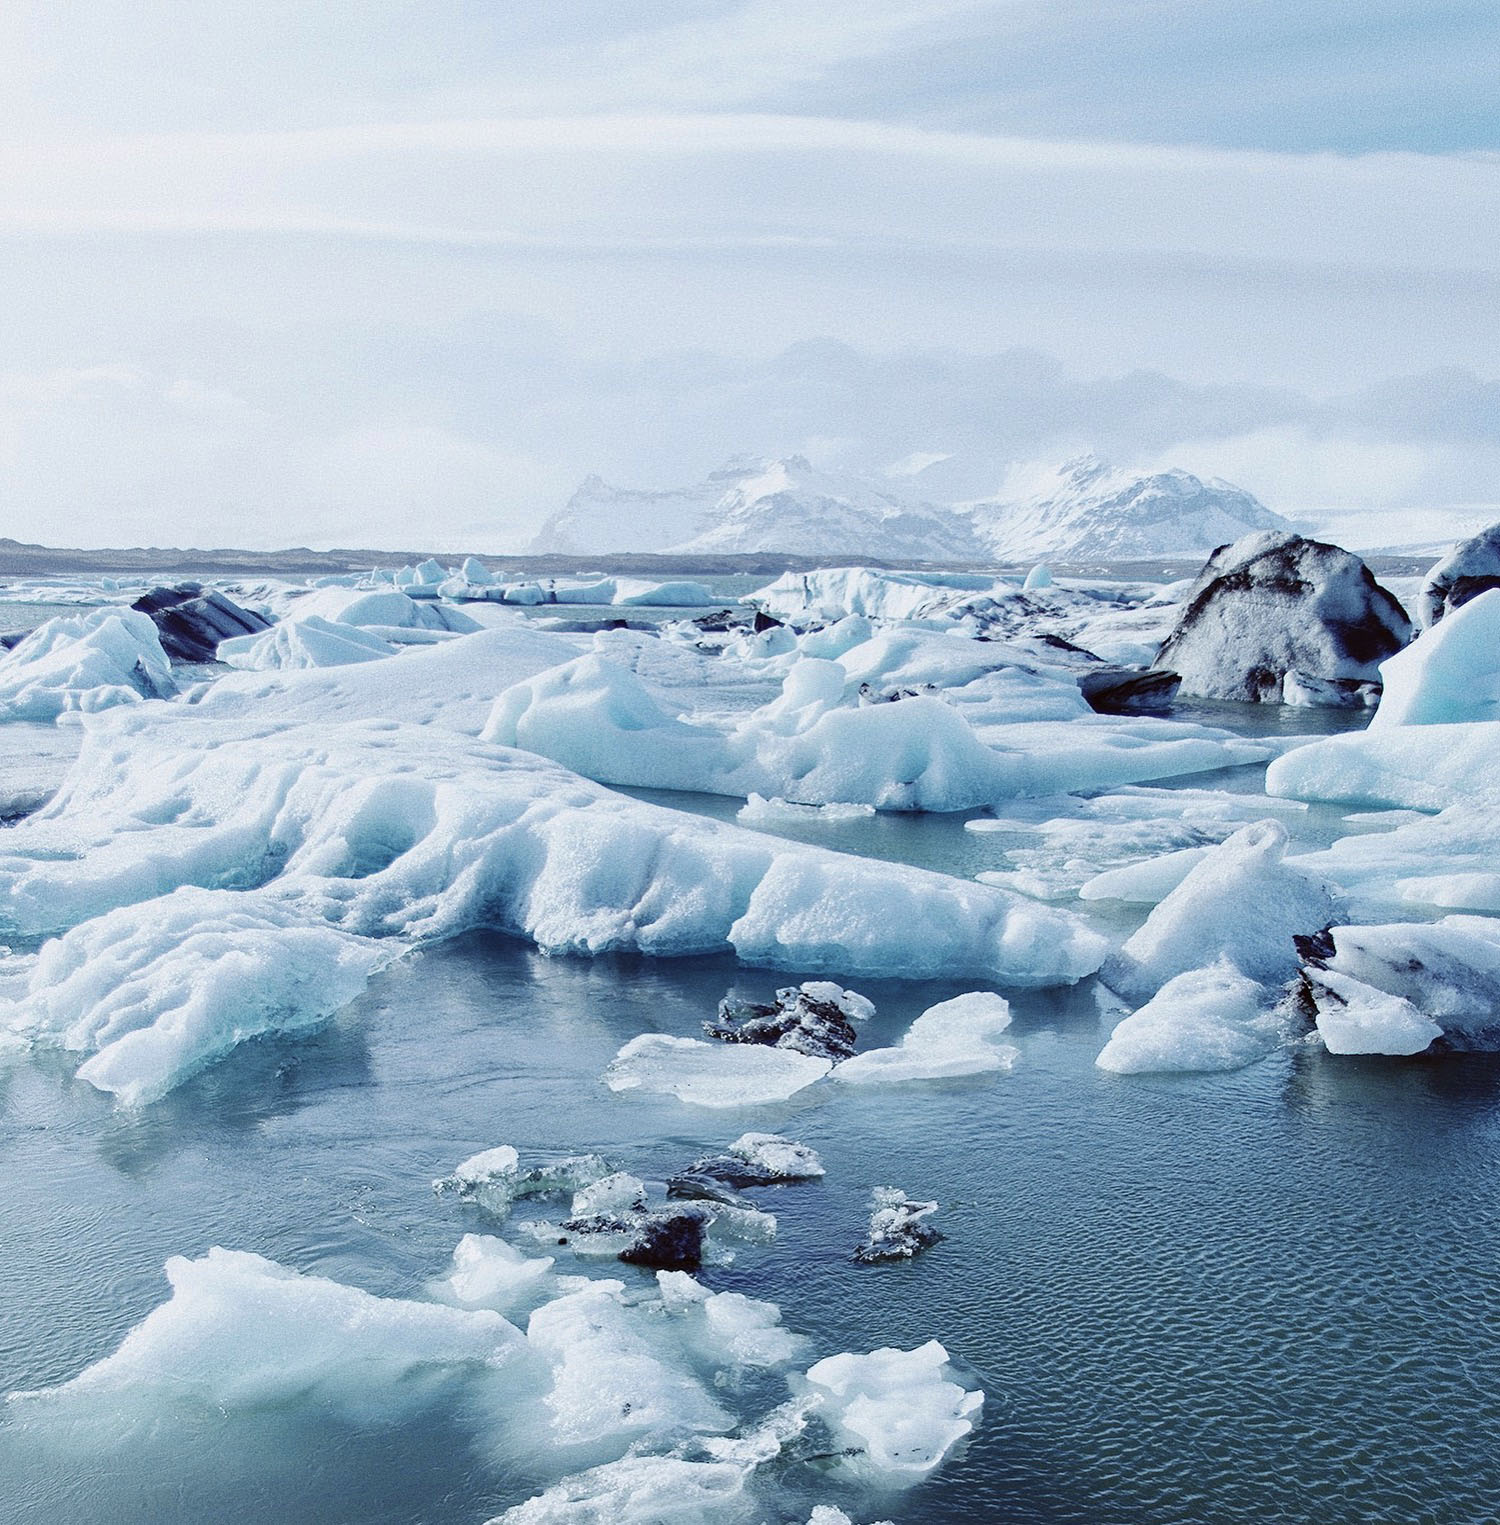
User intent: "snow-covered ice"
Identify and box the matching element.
[1101,821,1340,1002]
[0,608,175,721]
[217,614,400,670]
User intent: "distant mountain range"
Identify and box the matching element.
[529,453,1292,564]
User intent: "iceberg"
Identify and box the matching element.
[0,607,175,720]
[11,1247,523,1416]
[0,887,393,1106]
[1366,587,1500,729]
[290,585,481,633]
[0,716,1105,985]
[704,980,872,1062]
[130,584,271,663]
[1417,520,1500,626]
[673,1133,825,1188]
[831,992,1016,1084]
[1096,960,1283,1074]
[217,614,400,670]
[430,1234,557,1313]
[1101,821,1340,1002]
[1155,533,1411,703]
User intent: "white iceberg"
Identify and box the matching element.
[1,887,393,1105]
[431,1234,557,1313]
[0,608,175,721]
[801,1340,982,1479]
[1096,961,1283,1074]
[217,614,400,670]
[831,993,1016,1084]
[292,585,479,632]
[11,1247,523,1415]
[0,716,1105,985]
[1102,821,1340,1002]
[1367,586,1500,728]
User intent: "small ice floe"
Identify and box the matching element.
[831,992,1016,1085]
[671,1132,825,1192]
[656,1270,806,1369]
[605,1035,833,1108]
[1096,960,1287,1074]
[704,981,875,1063]
[853,1189,941,1263]
[434,1148,614,1216]
[799,1339,981,1477]
[1,886,393,1107]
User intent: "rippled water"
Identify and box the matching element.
[5,782,1500,1523]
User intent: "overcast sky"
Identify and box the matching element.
[2,0,1498,549]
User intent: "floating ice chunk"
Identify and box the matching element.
[737,794,876,827]
[217,614,399,670]
[675,1133,825,1190]
[853,1189,942,1262]
[440,1145,522,1195]
[801,1340,982,1479]
[292,586,480,632]
[0,716,1104,986]
[1368,587,1500,728]
[1096,961,1283,1074]
[491,1455,750,1525]
[1,887,391,1105]
[571,1171,648,1219]
[1102,821,1340,1002]
[0,608,175,721]
[1078,846,1211,904]
[12,1247,523,1415]
[1304,968,1443,1056]
[131,584,271,662]
[832,992,1016,1085]
[1299,915,1500,1052]
[605,1035,832,1107]
[525,1280,728,1449]
[431,1234,556,1312]
[656,1271,806,1368]
[435,1149,614,1217]
[749,568,997,623]
[1023,564,1053,589]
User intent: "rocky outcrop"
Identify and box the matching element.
[132,583,271,663]
[1417,522,1500,627]
[1155,533,1412,704]
[703,982,874,1062]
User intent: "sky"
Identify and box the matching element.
[1,0,1498,550]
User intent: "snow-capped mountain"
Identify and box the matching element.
[964,456,1290,562]
[529,456,980,562]
[529,451,1286,565]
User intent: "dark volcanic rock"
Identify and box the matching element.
[1078,665,1181,714]
[703,982,870,1062]
[1155,532,1412,703]
[132,583,271,663]
[1418,522,1500,627]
